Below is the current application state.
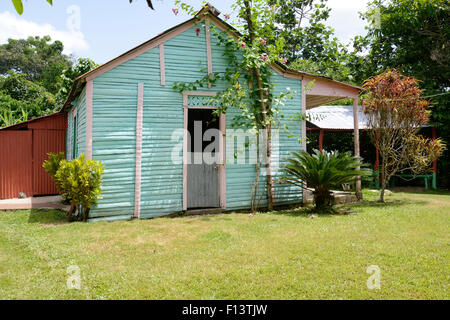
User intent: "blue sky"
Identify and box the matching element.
[0,0,370,64]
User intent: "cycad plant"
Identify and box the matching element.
[283,150,372,209]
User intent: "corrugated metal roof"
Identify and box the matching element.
[0,112,66,131]
[306,105,368,130]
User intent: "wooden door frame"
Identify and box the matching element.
[182,91,226,211]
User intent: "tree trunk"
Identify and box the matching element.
[314,189,333,209]
[243,0,275,211]
[379,160,387,203]
[83,207,90,222]
[67,203,76,221]
[379,187,386,203]
[266,122,274,211]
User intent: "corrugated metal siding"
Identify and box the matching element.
[28,113,67,130]
[0,131,33,199]
[0,114,66,199]
[33,129,66,195]
[83,21,302,220]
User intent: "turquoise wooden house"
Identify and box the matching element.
[62,4,361,222]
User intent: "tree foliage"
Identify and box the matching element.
[270,0,351,82]
[0,36,97,128]
[0,72,59,127]
[351,0,449,87]
[350,0,450,187]
[57,58,98,102]
[0,36,72,94]
[11,0,154,15]
[362,70,445,202]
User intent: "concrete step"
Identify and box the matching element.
[304,189,358,205]
[0,196,70,210]
[185,208,223,216]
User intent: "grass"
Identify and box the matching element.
[0,190,448,300]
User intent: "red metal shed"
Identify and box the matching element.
[0,113,67,199]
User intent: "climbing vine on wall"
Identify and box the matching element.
[173,0,298,211]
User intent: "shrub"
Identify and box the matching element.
[282,149,372,210]
[44,153,104,221]
[43,152,65,186]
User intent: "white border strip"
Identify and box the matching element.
[134,83,144,218]
[205,21,213,88]
[85,80,93,160]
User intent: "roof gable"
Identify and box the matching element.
[62,4,360,111]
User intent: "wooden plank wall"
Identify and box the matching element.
[81,20,303,221]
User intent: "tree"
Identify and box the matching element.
[362,70,445,202]
[351,0,449,88]
[56,58,98,103]
[0,37,97,127]
[349,0,450,187]
[269,0,351,82]
[0,36,72,94]
[0,72,58,127]
[283,149,371,209]
[10,0,154,14]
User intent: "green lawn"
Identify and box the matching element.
[0,190,448,300]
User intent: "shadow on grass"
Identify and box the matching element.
[348,198,428,211]
[270,196,429,218]
[269,206,352,218]
[390,188,450,196]
[28,209,69,225]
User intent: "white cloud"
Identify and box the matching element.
[327,0,369,10]
[0,11,89,55]
[326,0,371,44]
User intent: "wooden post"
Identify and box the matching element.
[353,97,362,199]
[432,126,437,190]
[302,81,308,204]
[318,129,324,154]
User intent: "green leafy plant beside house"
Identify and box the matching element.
[282,149,372,210]
[43,153,104,222]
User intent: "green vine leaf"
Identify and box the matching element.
[11,0,23,15]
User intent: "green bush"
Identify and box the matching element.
[43,153,104,221]
[42,152,65,182]
[283,149,372,210]
[43,152,69,203]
